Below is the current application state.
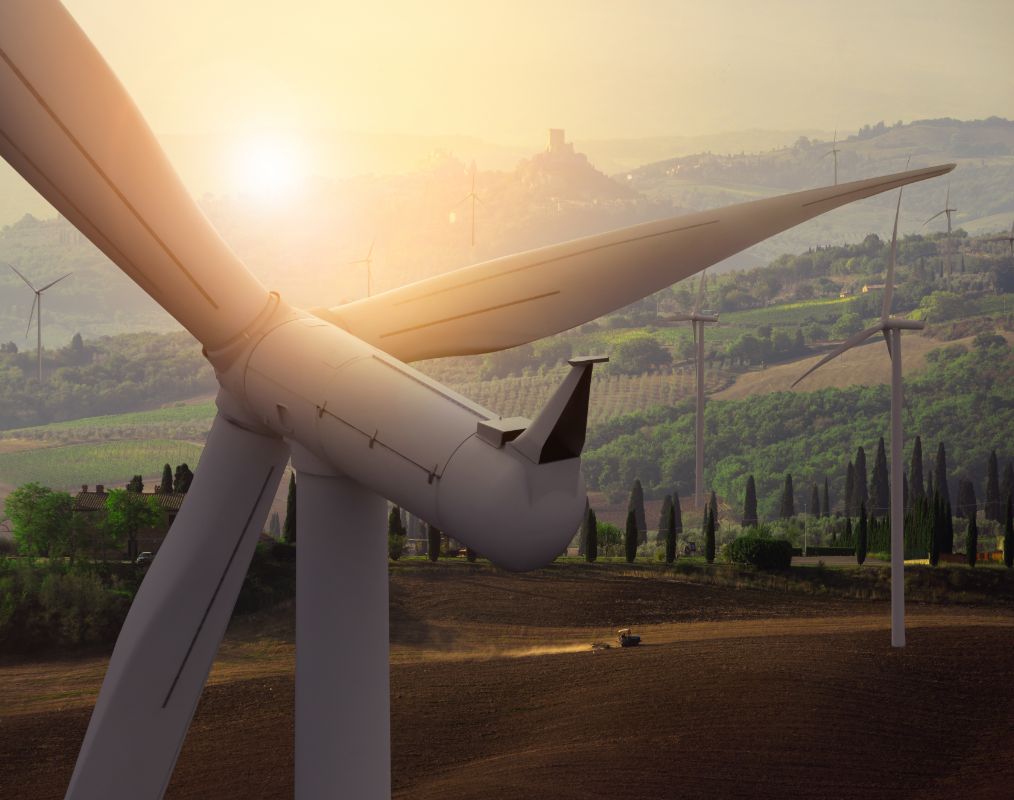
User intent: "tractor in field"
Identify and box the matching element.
[617,628,641,647]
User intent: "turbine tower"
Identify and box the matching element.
[455,161,482,249]
[0,3,953,797]
[670,270,718,510]
[824,129,841,185]
[7,263,71,382]
[346,238,375,297]
[793,187,922,648]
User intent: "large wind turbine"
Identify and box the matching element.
[793,187,922,648]
[6,263,71,382]
[454,161,482,248]
[924,184,958,274]
[670,270,718,510]
[824,129,841,185]
[0,3,952,798]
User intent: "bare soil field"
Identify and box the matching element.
[2,563,1013,799]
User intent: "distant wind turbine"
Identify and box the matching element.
[670,270,718,510]
[7,263,71,382]
[455,162,483,249]
[793,187,921,648]
[346,238,375,297]
[823,129,841,185]
[988,219,1014,256]
[924,184,958,274]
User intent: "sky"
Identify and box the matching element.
[61,0,1014,145]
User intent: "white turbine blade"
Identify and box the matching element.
[882,188,902,319]
[317,163,954,361]
[7,261,37,291]
[791,323,882,387]
[65,411,288,799]
[366,237,375,261]
[24,295,37,338]
[0,2,269,349]
[39,271,72,293]
[924,209,945,226]
[693,269,707,315]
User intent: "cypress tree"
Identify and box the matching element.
[903,471,910,515]
[665,499,677,564]
[779,474,795,519]
[926,468,934,498]
[709,490,718,530]
[1004,494,1013,570]
[283,472,297,544]
[173,463,194,493]
[929,492,942,567]
[844,516,853,548]
[427,523,441,561]
[656,495,673,544]
[853,446,869,517]
[1002,463,1014,514]
[628,479,647,545]
[127,474,143,493]
[966,512,978,568]
[705,505,716,564]
[856,503,868,566]
[673,491,683,542]
[934,442,950,508]
[845,462,855,517]
[579,500,592,556]
[624,508,638,563]
[943,500,954,555]
[585,508,598,563]
[910,435,924,503]
[822,477,831,518]
[742,475,758,527]
[870,437,890,518]
[985,450,1001,522]
[956,479,977,520]
[387,505,406,561]
[159,463,173,494]
[810,484,820,518]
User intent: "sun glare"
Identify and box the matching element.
[232,135,307,203]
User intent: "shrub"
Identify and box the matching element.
[727,536,793,570]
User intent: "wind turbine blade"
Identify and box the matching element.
[24,295,37,338]
[7,262,36,291]
[883,328,892,359]
[693,269,707,315]
[882,188,902,319]
[366,238,375,261]
[0,3,270,349]
[924,210,945,226]
[65,412,288,799]
[39,271,72,293]
[317,163,955,361]
[791,323,881,387]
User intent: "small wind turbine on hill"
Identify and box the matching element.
[794,187,922,648]
[7,263,71,382]
[670,271,718,510]
[824,130,841,185]
[924,184,958,274]
[346,238,375,297]
[455,161,482,249]
[988,219,1014,256]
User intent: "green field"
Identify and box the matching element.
[0,440,204,491]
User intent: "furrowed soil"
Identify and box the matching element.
[3,563,1014,799]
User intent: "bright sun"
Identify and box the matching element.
[232,135,307,203]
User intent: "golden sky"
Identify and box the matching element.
[62,0,1014,144]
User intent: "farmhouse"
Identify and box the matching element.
[74,484,186,557]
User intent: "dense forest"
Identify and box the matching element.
[582,334,1013,520]
[0,332,215,429]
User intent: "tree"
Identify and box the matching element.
[704,504,716,564]
[4,483,76,559]
[127,475,144,493]
[427,524,441,561]
[611,332,671,375]
[910,435,924,503]
[673,491,683,542]
[956,479,977,519]
[985,450,1001,522]
[159,463,173,494]
[709,490,718,531]
[870,437,889,518]
[665,498,677,564]
[845,462,855,517]
[105,488,165,561]
[1004,494,1013,570]
[966,512,978,568]
[856,503,868,566]
[822,477,831,518]
[742,475,758,527]
[585,508,598,563]
[853,447,868,517]
[173,463,194,494]
[844,516,853,548]
[283,473,297,544]
[628,479,647,544]
[656,495,673,545]
[943,500,954,555]
[624,508,638,563]
[809,484,820,518]
[934,442,950,508]
[779,474,795,519]
[387,505,406,561]
[929,493,941,567]
[466,547,477,563]
[579,501,592,556]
